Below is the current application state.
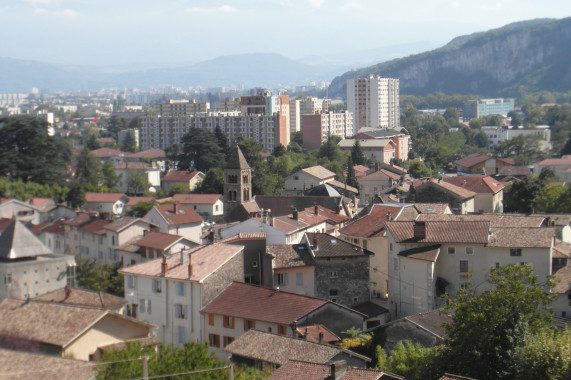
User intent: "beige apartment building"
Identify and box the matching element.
[347,75,400,130]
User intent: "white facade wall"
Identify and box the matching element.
[284,172,332,194]
[347,76,399,130]
[273,266,315,296]
[84,201,125,216]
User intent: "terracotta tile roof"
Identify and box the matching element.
[405,309,453,338]
[0,349,96,380]
[32,287,127,310]
[398,245,441,262]
[152,203,203,225]
[302,205,350,224]
[104,216,143,232]
[496,166,530,176]
[90,147,126,158]
[328,180,358,194]
[268,359,399,380]
[120,243,243,282]
[224,330,352,366]
[125,149,165,159]
[27,197,55,210]
[307,233,370,258]
[553,239,571,259]
[0,217,14,231]
[28,219,52,235]
[360,169,401,182]
[439,374,477,380]
[413,203,451,214]
[534,156,571,166]
[535,214,571,227]
[443,175,506,194]
[171,193,222,205]
[201,282,329,325]
[79,219,110,235]
[85,192,126,203]
[125,196,155,207]
[0,298,107,347]
[254,196,347,218]
[114,162,155,170]
[296,325,341,344]
[351,302,389,319]
[161,170,202,182]
[340,204,408,238]
[416,213,545,227]
[385,221,490,244]
[301,165,336,180]
[219,232,266,243]
[353,165,370,174]
[417,179,476,199]
[242,200,261,213]
[552,260,571,294]
[455,153,491,168]
[378,162,407,175]
[96,137,116,144]
[134,231,183,250]
[267,244,313,269]
[487,227,556,248]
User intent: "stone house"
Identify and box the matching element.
[413,179,475,214]
[443,175,506,213]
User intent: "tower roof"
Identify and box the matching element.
[0,220,52,260]
[227,146,250,170]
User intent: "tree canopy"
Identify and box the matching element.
[179,128,225,172]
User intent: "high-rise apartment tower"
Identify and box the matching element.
[347,75,400,130]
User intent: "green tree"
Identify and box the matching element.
[0,115,68,185]
[534,184,571,213]
[194,168,224,194]
[179,128,225,172]
[214,125,230,159]
[346,157,359,188]
[125,200,156,218]
[408,160,432,179]
[168,182,190,196]
[75,148,102,190]
[75,255,124,297]
[165,143,183,171]
[272,144,286,157]
[441,264,556,379]
[291,131,303,146]
[514,328,571,380]
[351,139,366,166]
[508,110,522,127]
[102,161,120,192]
[318,134,343,162]
[121,130,138,153]
[376,341,441,380]
[66,180,86,209]
[126,170,149,196]
[504,175,545,213]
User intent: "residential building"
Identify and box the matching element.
[152,99,210,115]
[302,111,354,150]
[358,169,402,204]
[171,194,224,220]
[413,179,476,214]
[137,113,288,152]
[255,195,355,219]
[29,217,67,254]
[62,213,94,254]
[84,193,128,216]
[143,203,203,243]
[289,98,300,133]
[201,282,368,359]
[119,243,244,346]
[104,217,157,266]
[161,170,205,193]
[124,148,166,171]
[443,175,506,213]
[225,330,370,369]
[0,198,41,225]
[283,166,336,196]
[482,125,551,151]
[338,138,396,164]
[532,155,571,180]
[90,147,126,167]
[552,257,571,318]
[0,220,75,301]
[77,219,112,264]
[269,232,371,308]
[299,97,331,116]
[33,286,128,313]
[0,298,155,361]
[386,219,556,318]
[455,153,515,175]
[219,233,273,287]
[114,162,161,194]
[118,231,199,266]
[464,98,514,120]
[347,75,400,130]
[350,128,410,161]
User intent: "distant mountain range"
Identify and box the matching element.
[329,17,571,99]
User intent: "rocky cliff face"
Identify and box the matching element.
[329,17,571,98]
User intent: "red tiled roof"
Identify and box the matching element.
[32,287,127,310]
[79,219,111,235]
[455,153,490,168]
[201,282,328,325]
[328,180,358,194]
[120,243,242,282]
[90,147,126,158]
[61,213,93,227]
[85,192,126,203]
[153,203,203,225]
[171,194,221,205]
[417,179,476,199]
[398,245,441,262]
[162,170,202,182]
[360,169,401,182]
[125,149,165,159]
[27,197,54,209]
[534,156,571,166]
[416,213,545,228]
[135,232,182,250]
[553,260,571,294]
[487,227,555,248]
[296,325,340,344]
[443,175,505,194]
[307,233,369,258]
[385,221,490,244]
[301,166,336,180]
[413,203,451,214]
[405,309,453,339]
[125,196,155,207]
[268,360,395,380]
[340,204,407,238]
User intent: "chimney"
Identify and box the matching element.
[180,248,186,264]
[292,208,298,220]
[304,328,308,339]
[313,236,318,250]
[318,332,324,344]
[375,162,379,172]
[64,285,71,300]
[314,205,319,215]
[413,221,426,239]
[188,253,193,278]
[173,203,177,213]
[330,361,347,380]
[335,205,341,214]
[161,255,168,275]
[209,230,214,243]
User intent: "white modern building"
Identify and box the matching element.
[347,75,400,130]
[481,125,551,151]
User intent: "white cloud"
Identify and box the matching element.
[342,1,362,9]
[33,6,77,16]
[309,0,324,8]
[186,5,237,13]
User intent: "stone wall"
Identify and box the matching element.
[314,256,370,308]
[202,248,244,305]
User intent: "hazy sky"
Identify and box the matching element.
[2,0,571,65]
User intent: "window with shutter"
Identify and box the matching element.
[209,314,215,326]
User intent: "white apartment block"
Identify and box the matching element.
[152,99,210,116]
[289,99,301,133]
[137,113,285,152]
[347,75,400,130]
[299,97,331,115]
[301,111,354,150]
[481,125,551,151]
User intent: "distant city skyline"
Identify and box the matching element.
[2,0,571,66]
